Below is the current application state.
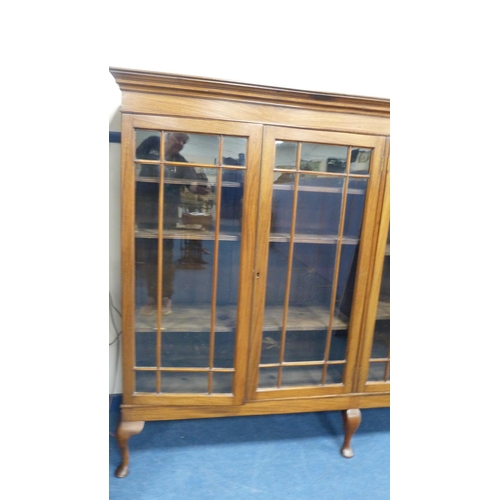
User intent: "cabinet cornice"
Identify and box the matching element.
[110,67,390,118]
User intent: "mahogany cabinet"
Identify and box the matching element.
[110,67,390,477]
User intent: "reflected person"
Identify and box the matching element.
[136,132,209,315]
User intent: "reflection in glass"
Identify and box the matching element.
[350,148,371,174]
[302,143,348,173]
[259,367,279,388]
[136,130,161,161]
[132,129,248,396]
[177,166,216,233]
[135,164,160,229]
[178,133,220,164]
[260,332,281,364]
[222,136,247,166]
[274,141,297,169]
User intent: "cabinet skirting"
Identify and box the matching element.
[120,392,389,421]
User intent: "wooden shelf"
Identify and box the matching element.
[135,228,359,245]
[135,304,349,333]
[263,305,348,331]
[136,176,242,188]
[135,305,237,332]
[270,233,359,245]
[135,228,239,241]
[273,184,366,194]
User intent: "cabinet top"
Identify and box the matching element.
[109,67,390,118]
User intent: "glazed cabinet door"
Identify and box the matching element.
[121,114,262,406]
[247,126,387,400]
[357,161,390,392]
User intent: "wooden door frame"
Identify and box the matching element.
[120,114,263,406]
[246,126,387,401]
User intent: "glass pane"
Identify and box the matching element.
[135,165,160,228]
[328,331,348,361]
[175,133,220,165]
[135,238,160,322]
[371,322,390,358]
[263,239,290,307]
[271,174,345,237]
[136,130,161,161]
[213,331,235,368]
[260,332,281,364]
[270,174,295,236]
[274,141,297,170]
[135,371,156,393]
[350,148,371,174]
[326,364,344,384]
[281,365,323,386]
[161,239,214,330]
[135,332,156,367]
[211,372,234,393]
[296,174,344,236]
[161,372,208,393]
[284,331,326,362]
[161,332,209,368]
[222,136,247,166]
[335,244,359,320]
[220,169,245,232]
[259,367,279,388]
[343,178,368,239]
[215,239,240,343]
[177,166,216,232]
[368,362,389,382]
[302,143,348,173]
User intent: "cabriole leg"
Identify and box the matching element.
[115,420,145,478]
[341,409,362,458]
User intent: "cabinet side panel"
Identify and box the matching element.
[121,114,137,403]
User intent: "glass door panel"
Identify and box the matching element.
[367,228,390,382]
[357,161,390,392]
[132,126,251,399]
[252,128,384,396]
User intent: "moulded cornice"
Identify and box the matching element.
[109,67,390,118]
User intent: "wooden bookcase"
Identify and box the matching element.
[110,67,390,478]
